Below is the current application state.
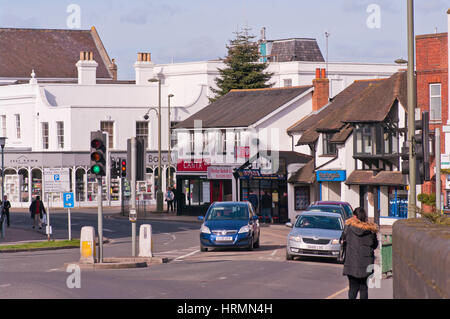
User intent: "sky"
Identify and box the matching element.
[0,0,449,80]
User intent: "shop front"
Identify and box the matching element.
[238,169,288,224]
[175,160,235,216]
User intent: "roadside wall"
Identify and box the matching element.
[392,219,450,299]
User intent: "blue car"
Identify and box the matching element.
[198,201,260,252]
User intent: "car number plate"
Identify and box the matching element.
[216,236,233,241]
[306,245,324,250]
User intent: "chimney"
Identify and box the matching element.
[109,58,118,81]
[134,52,155,85]
[312,68,329,111]
[76,51,98,85]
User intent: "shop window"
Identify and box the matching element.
[295,186,310,210]
[18,169,29,202]
[31,169,42,199]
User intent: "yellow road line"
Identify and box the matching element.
[325,286,349,299]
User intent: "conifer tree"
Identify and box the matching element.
[209,27,273,103]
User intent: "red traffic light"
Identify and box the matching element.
[91,139,103,149]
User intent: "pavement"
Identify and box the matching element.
[0,209,394,299]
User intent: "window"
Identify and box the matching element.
[354,124,398,156]
[56,121,64,149]
[100,121,114,148]
[219,129,227,154]
[136,121,149,149]
[323,133,336,155]
[15,114,21,139]
[170,121,179,149]
[202,131,209,154]
[0,115,6,137]
[430,83,441,121]
[186,131,195,155]
[42,122,49,149]
[283,79,292,87]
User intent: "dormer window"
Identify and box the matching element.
[323,133,336,155]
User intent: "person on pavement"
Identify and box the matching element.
[261,191,273,223]
[247,190,259,214]
[165,187,175,213]
[340,207,379,299]
[29,196,46,230]
[2,195,11,227]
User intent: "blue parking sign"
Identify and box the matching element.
[63,192,74,208]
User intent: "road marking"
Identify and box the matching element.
[46,268,60,272]
[270,249,279,257]
[0,284,11,288]
[103,228,114,232]
[174,249,200,261]
[325,286,349,299]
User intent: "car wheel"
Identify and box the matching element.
[247,236,254,251]
[253,236,260,249]
[200,243,207,252]
[286,251,294,261]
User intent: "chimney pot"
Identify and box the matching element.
[315,68,321,79]
[321,68,326,79]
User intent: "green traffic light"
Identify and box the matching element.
[92,165,101,175]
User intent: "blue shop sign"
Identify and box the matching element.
[316,170,346,182]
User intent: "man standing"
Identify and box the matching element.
[2,195,11,227]
[261,191,273,224]
[29,196,46,230]
[165,187,175,213]
[248,190,259,214]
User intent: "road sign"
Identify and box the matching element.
[63,192,75,208]
[44,168,70,193]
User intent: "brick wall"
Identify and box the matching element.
[416,33,448,198]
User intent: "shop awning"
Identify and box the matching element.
[345,170,407,186]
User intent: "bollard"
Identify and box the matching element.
[139,224,152,258]
[80,226,96,264]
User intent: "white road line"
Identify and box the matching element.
[103,228,114,233]
[270,249,279,257]
[174,249,200,261]
[0,284,11,288]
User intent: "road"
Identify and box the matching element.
[0,210,349,299]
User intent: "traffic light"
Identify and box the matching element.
[401,111,430,184]
[121,159,127,178]
[415,111,430,184]
[126,137,146,181]
[90,131,107,177]
[111,158,120,178]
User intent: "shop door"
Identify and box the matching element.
[210,180,222,202]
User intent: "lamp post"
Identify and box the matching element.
[148,78,163,212]
[168,94,174,188]
[0,137,7,238]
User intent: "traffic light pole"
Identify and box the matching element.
[436,128,441,212]
[407,0,417,219]
[97,176,103,263]
[131,137,137,257]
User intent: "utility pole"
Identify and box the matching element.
[436,128,441,212]
[130,137,137,256]
[407,0,417,218]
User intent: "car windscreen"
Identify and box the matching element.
[206,205,249,220]
[295,215,343,230]
[308,205,343,215]
[343,206,353,218]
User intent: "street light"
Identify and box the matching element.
[168,94,174,188]
[148,77,164,212]
[0,137,7,238]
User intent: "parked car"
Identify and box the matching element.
[285,211,344,262]
[312,201,353,219]
[307,204,351,220]
[198,201,260,252]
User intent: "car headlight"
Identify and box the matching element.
[238,225,251,234]
[331,239,340,245]
[201,225,211,234]
[289,235,302,242]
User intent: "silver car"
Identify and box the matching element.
[285,211,344,261]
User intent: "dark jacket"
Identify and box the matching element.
[248,194,258,210]
[341,216,379,278]
[2,200,10,213]
[261,194,272,209]
[29,200,46,218]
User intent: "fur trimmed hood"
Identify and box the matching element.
[345,216,378,234]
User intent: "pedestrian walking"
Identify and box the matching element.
[247,190,259,214]
[29,195,46,230]
[2,195,11,227]
[261,191,272,223]
[165,187,175,213]
[340,207,379,299]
